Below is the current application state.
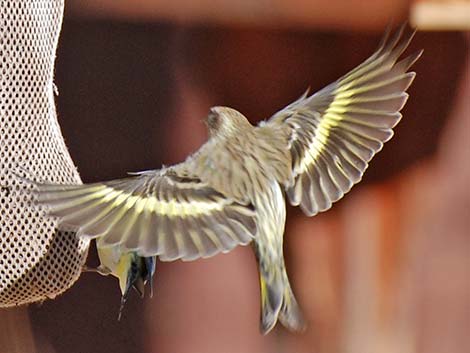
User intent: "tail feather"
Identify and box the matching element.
[278,283,306,332]
[259,275,283,333]
[259,269,306,334]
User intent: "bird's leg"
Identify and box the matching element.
[82,264,112,276]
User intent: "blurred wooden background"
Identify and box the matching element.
[1,1,468,353]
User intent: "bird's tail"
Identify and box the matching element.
[258,263,306,334]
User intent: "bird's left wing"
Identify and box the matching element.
[28,166,257,261]
[265,25,422,216]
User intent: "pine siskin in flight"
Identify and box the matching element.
[28,25,421,333]
[86,241,156,320]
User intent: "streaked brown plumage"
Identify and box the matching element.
[26,24,421,333]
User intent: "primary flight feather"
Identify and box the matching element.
[28,24,421,333]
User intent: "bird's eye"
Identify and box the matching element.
[206,111,220,130]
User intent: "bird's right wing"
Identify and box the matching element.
[29,166,257,261]
[265,24,422,216]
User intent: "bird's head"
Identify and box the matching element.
[205,106,252,137]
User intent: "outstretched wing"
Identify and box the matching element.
[30,165,257,261]
[266,24,422,216]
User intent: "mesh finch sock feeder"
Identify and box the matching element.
[0,0,89,307]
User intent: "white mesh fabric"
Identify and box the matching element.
[0,0,89,306]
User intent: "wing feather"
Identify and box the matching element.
[266,25,422,216]
[30,165,257,261]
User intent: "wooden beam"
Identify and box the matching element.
[411,1,470,30]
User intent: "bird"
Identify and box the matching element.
[25,24,421,334]
[84,242,156,320]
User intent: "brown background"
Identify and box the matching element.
[3,2,468,353]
